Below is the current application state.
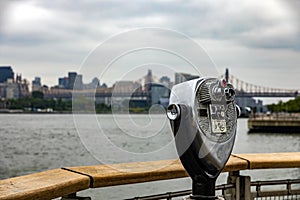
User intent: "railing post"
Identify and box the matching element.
[238,175,251,200]
[225,171,252,200]
[225,171,239,200]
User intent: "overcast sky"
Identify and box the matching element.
[0,0,299,94]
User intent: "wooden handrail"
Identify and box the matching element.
[0,169,90,200]
[0,152,300,200]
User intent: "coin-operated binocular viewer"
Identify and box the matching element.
[167,78,239,200]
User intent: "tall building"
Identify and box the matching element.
[32,77,41,86]
[150,83,170,108]
[235,97,265,117]
[67,72,83,90]
[175,72,199,85]
[16,74,22,83]
[0,83,6,98]
[0,66,14,83]
[91,77,100,88]
[84,77,100,89]
[32,77,42,91]
[68,72,77,89]
[19,79,30,98]
[6,78,19,99]
[74,74,83,90]
[144,69,153,92]
[58,77,69,89]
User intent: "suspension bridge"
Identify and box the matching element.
[221,69,299,98]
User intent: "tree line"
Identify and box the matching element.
[1,91,111,113]
[267,96,300,113]
[1,91,152,113]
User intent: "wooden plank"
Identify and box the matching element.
[237,152,300,169]
[65,159,187,188]
[223,155,248,172]
[65,155,248,188]
[0,169,90,200]
[1,152,299,199]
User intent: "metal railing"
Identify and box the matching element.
[125,177,300,200]
[125,184,235,200]
[252,179,300,200]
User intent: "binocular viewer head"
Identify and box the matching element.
[167,77,239,199]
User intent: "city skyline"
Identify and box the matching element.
[0,65,178,90]
[1,1,300,90]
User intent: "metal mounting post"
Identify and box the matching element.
[190,175,216,199]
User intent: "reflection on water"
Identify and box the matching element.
[0,114,299,199]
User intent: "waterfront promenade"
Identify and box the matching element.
[248,113,300,133]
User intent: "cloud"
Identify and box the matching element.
[2,0,299,49]
[166,1,299,49]
[0,0,299,87]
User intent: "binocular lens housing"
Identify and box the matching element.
[167,78,239,199]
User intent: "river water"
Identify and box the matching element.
[0,114,299,199]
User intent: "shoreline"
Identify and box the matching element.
[0,110,162,115]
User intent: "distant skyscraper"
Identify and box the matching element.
[6,78,19,99]
[32,77,41,86]
[32,77,42,91]
[85,77,101,89]
[91,77,100,88]
[150,83,170,108]
[0,83,5,98]
[0,66,14,83]
[67,72,83,90]
[68,72,77,89]
[58,77,69,89]
[16,74,22,83]
[74,74,83,90]
[144,69,153,92]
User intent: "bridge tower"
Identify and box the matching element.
[144,69,153,92]
[225,68,229,83]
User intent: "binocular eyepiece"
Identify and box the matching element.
[167,78,239,200]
